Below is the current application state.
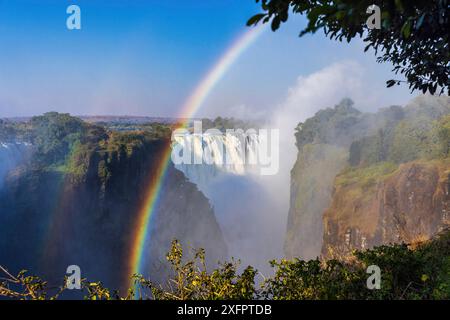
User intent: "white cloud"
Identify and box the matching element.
[274,60,364,124]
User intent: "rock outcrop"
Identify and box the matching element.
[322,160,450,258]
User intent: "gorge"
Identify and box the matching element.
[0,95,449,294]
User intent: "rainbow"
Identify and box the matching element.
[127,25,266,287]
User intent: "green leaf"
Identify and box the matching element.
[387,80,396,88]
[246,13,266,26]
[271,17,281,31]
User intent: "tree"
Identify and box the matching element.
[247,0,449,95]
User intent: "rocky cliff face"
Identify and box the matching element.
[285,99,404,259]
[0,113,226,291]
[286,96,450,260]
[322,160,450,258]
[285,143,348,259]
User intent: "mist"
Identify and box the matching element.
[0,142,30,190]
[183,60,416,271]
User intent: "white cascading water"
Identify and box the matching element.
[173,132,260,190]
[172,132,284,275]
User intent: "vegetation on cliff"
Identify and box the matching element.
[200,117,263,131]
[0,113,227,292]
[322,97,450,258]
[0,112,178,186]
[287,96,450,260]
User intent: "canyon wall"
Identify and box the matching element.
[286,96,450,260]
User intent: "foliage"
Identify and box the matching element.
[349,112,450,166]
[131,240,257,300]
[354,229,450,299]
[29,112,92,166]
[335,161,398,189]
[0,120,32,142]
[0,121,19,142]
[201,117,262,131]
[0,266,65,300]
[294,98,362,149]
[389,117,435,163]
[266,229,450,300]
[99,122,172,138]
[1,230,449,300]
[248,0,450,94]
[262,258,365,299]
[1,113,174,186]
[349,130,389,166]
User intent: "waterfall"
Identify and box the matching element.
[173,132,260,191]
[172,132,284,273]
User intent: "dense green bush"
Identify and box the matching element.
[30,112,88,165]
[389,117,435,163]
[132,240,257,300]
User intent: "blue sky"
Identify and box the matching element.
[0,0,415,118]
